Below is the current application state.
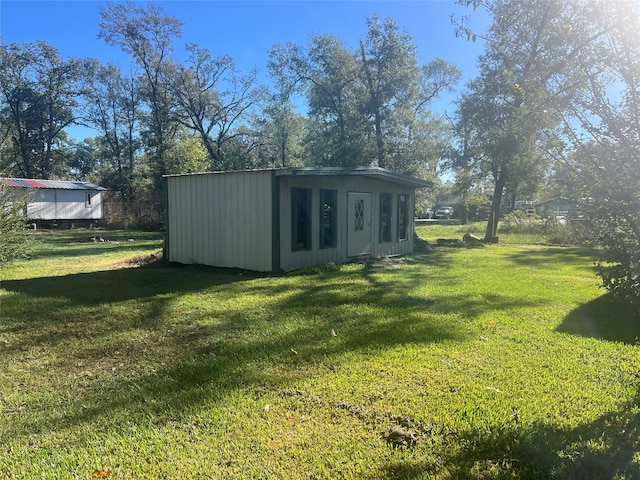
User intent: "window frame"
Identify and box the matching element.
[291,187,312,251]
[319,189,337,249]
[379,193,392,243]
[397,193,409,241]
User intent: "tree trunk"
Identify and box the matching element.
[484,166,507,241]
[359,41,384,168]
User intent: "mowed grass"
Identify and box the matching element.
[1,227,639,479]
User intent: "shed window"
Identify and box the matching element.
[291,187,312,251]
[379,193,392,243]
[85,193,92,207]
[397,194,409,241]
[319,189,337,248]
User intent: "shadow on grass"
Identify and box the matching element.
[506,246,597,269]
[377,408,640,479]
[0,250,547,442]
[557,292,640,345]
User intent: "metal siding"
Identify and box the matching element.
[230,173,241,267]
[167,170,417,272]
[17,187,102,220]
[167,171,273,271]
[206,174,216,266]
[278,175,416,271]
[193,175,203,264]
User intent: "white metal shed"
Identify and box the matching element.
[164,167,431,272]
[1,178,106,222]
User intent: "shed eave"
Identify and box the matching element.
[275,167,432,189]
[1,177,106,191]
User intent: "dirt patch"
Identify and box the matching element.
[114,251,163,269]
[373,256,409,269]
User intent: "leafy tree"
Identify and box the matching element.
[98,2,182,192]
[270,34,369,167]
[547,2,640,313]
[253,92,305,168]
[82,62,141,200]
[166,44,266,171]
[68,137,99,181]
[270,16,459,174]
[359,15,421,169]
[164,133,209,174]
[453,0,597,240]
[0,41,86,179]
[359,16,459,173]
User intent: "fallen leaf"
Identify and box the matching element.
[92,468,110,478]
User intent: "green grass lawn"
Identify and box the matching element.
[1,227,639,479]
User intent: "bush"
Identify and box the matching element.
[0,186,35,266]
[499,214,586,245]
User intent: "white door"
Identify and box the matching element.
[347,192,372,256]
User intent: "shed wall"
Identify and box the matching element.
[278,175,415,272]
[26,189,103,220]
[166,170,273,271]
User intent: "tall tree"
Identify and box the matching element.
[0,41,85,179]
[269,16,459,173]
[269,34,370,167]
[166,44,265,171]
[359,15,421,169]
[82,62,141,200]
[98,1,182,191]
[453,0,596,240]
[547,1,640,312]
[254,93,305,168]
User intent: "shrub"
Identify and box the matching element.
[0,185,35,266]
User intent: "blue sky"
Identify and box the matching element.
[1,0,489,139]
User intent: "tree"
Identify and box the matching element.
[166,44,266,171]
[99,1,182,192]
[0,41,86,179]
[269,17,460,173]
[269,34,369,167]
[453,0,596,240]
[547,2,640,313]
[253,93,305,168]
[68,137,99,181]
[82,62,141,200]
[164,133,209,175]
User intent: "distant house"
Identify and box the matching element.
[534,197,577,217]
[0,178,106,223]
[165,167,431,272]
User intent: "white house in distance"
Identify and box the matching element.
[0,178,106,223]
[165,167,432,272]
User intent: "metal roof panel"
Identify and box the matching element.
[1,178,106,191]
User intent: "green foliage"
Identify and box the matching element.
[0,41,87,179]
[0,187,35,265]
[452,0,609,239]
[547,3,640,315]
[164,135,209,174]
[268,16,460,175]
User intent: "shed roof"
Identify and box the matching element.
[1,178,106,191]
[276,167,432,188]
[165,167,432,189]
